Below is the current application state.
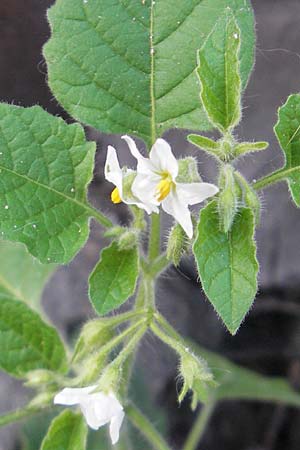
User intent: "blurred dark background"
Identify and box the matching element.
[1,0,300,449]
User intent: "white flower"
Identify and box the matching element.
[105,146,158,214]
[122,135,219,238]
[54,386,124,445]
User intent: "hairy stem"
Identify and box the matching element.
[126,403,171,450]
[253,167,300,191]
[149,253,170,277]
[182,399,217,450]
[86,204,113,228]
[0,406,40,427]
[149,214,161,261]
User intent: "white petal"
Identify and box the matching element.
[80,400,104,430]
[122,135,155,175]
[109,410,125,445]
[53,385,97,406]
[105,146,123,196]
[131,173,160,208]
[150,139,178,179]
[162,191,193,238]
[176,183,219,206]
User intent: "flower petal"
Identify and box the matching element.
[122,135,154,175]
[176,183,219,206]
[105,146,123,196]
[162,191,193,238]
[109,410,125,445]
[150,139,178,179]
[53,385,97,406]
[131,173,160,210]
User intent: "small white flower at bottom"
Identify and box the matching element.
[54,386,124,445]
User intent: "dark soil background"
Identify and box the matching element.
[1,1,300,449]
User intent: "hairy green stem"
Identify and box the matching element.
[0,406,40,427]
[182,400,217,450]
[126,404,171,450]
[253,167,300,191]
[149,253,170,277]
[149,214,161,261]
[86,204,113,228]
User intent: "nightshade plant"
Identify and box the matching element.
[2,1,300,449]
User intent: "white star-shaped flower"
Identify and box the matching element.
[54,386,124,445]
[122,135,219,238]
[105,146,158,215]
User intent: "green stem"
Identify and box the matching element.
[154,311,182,341]
[149,214,161,261]
[149,253,170,277]
[182,400,217,450]
[0,406,39,427]
[126,404,171,450]
[253,167,299,191]
[85,204,113,228]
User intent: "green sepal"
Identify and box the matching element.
[234,141,269,157]
[167,223,190,267]
[177,157,201,183]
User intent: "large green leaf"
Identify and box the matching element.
[0,240,55,310]
[44,0,255,146]
[41,410,87,450]
[0,103,96,264]
[274,94,300,206]
[192,343,300,407]
[193,201,258,334]
[197,10,241,132]
[0,297,68,377]
[89,242,139,315]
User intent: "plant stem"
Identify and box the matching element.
[0,406,39,427]
[149,253,170,277]
[126,403,171,450]
[182,399,217,450]
[85,204,113,228]
[149,214,161,261]
[253,167,300,191]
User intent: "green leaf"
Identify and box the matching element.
[44,0,255,145]
[89,242,139,315]
[234,141,269,157]
[274,94,300,206]
[192,342,300,408]
[0,297,68,377]
[0,103,97,264]
[197,10,242,133]
[41,410,87,450]
[193,201,258,334]
[0,240,55,310]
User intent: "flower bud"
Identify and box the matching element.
[25,369,56,389]
[73,319,114,364]
[218,165,239,233]
[104,226,126,239]
[167,223,189,266]
[234,171,261,225]
[177,157,201,183]
[178,350,216,409]
[117,230,138,251]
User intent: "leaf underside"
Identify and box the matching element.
[44,0,255,145]
[193,201,259,334]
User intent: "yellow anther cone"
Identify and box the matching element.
[111,187,122,204]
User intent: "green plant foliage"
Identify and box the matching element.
[0,240,55,310]
[41,410,87,450]
[89,242,139,315]
[274,94,300,206]
[0,103,96,264]
[192,343,300,407]
[0,298,68,377]
[44,0,255,145]
[197,10,241,132]
[193,201,258,334]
